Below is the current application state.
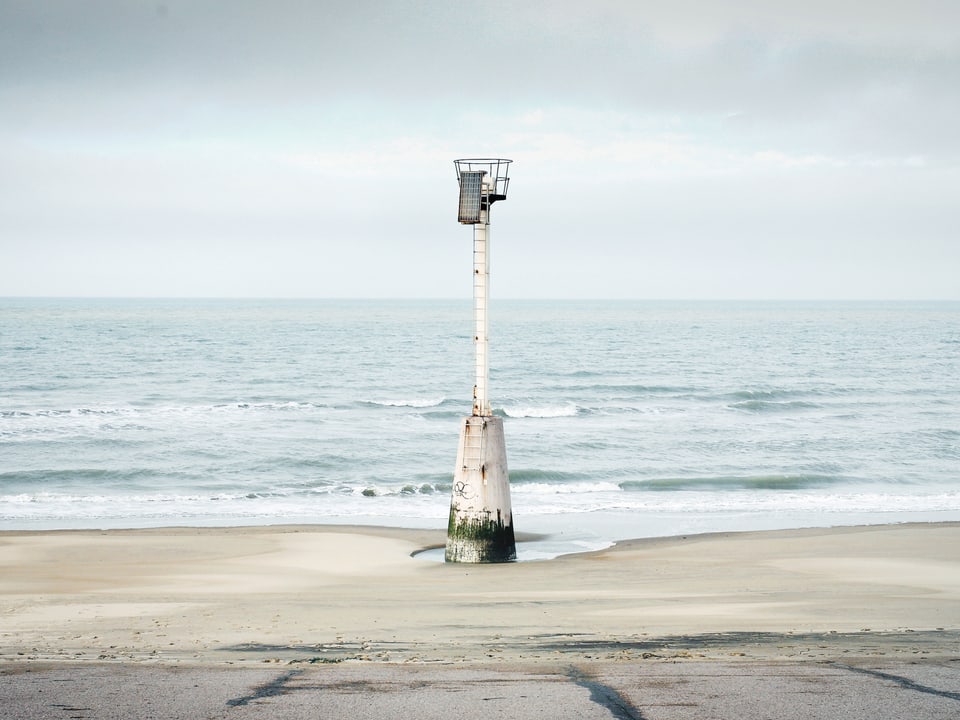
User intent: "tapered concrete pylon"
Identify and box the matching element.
[446,158,516,563]
[445,415,516,563]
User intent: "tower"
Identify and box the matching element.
[445,159,517,563]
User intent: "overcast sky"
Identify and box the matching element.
[1,1,958,299]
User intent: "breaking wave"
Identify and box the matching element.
[499,404,580,418]
[619,475,847,492]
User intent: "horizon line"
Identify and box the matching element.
[2,296,958,303]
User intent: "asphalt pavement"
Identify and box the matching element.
[2,659,959,719]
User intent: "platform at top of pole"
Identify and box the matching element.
[454,158,512,205]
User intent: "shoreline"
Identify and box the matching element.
[8,508,960,560]
[2,521,958,667]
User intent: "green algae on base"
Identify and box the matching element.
[445,505,517,563]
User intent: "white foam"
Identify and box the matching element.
[511,481,623,495]
[501,404,578,418]
[367,397,446,408]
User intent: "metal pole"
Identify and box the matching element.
[472,208,490,417]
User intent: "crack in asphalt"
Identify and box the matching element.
[226,669,304,707]
[567,666,647,720]
[834,664,960,703]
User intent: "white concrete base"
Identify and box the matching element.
[445,415,516,563]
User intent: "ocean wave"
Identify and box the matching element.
[362,397,447,409]
[728,389,792,401]
[419,408,467,420]
[721,387,854,404]
[223,401,326,412]
[499,404,580,418]
[1,401,327,420]
[350,482,451,498]
[0,467,195,487]
[512,481,623,495]
[728,399,822,413]
[8,488,959,528]
[0,407,136,419]
[508,469,585,484]
[619,475,845,492]
[578,383,700,395]
[0,490,278,508]
[511,490,960,517]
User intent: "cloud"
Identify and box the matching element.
[1,1,957,298]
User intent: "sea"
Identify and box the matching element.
[2,298,958,557]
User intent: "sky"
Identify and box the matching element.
[1,0,958,299]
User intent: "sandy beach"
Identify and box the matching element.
[2,522,958,666]
[3,522,959,718]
